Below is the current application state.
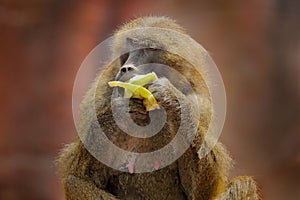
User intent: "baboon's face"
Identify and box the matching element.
[112,37,168,127]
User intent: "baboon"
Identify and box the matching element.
[57,16,260,200]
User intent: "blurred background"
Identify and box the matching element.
[0,0,299,199]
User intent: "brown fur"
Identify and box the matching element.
[57,16,260,200]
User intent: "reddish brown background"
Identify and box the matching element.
[0,0,300,200]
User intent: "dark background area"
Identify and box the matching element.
[0,0,299,199]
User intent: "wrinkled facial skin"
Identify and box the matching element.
[115,37,164,82]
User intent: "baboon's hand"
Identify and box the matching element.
[148,77,187,111]
[148,77,199,137]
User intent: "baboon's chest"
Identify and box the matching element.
[105,163,187,200]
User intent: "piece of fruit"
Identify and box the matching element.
[108,72,160,111]
[124,72,158,98]
[128,72,158,86]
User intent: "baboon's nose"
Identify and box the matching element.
[120,64,137,75]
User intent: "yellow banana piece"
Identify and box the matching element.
[128,72,158,86]
[123,72,159,98]
[108,72,160,111]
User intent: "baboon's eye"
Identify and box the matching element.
[148,47,158,51]
[120,53,129,65]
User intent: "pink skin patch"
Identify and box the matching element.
[126,158,135,174]
[125,140,137,174]
[154,160,160,170]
